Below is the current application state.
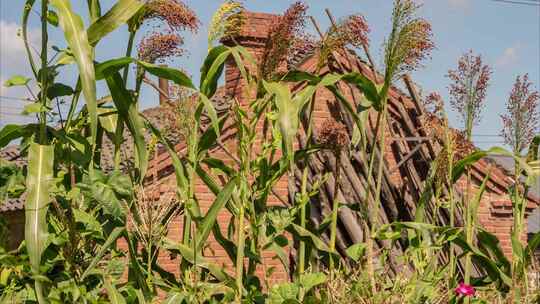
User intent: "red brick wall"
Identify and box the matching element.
[132,10,531,284]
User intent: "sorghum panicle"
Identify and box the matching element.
[318,119,349,152]
[500,74,540,152]
[447,50,492,128]
[208,0,246,45]
[137,31,184,63]
[260,1,309,79]
[384,0,435,80]
[145,0,199,32]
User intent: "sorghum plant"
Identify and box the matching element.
[260,1,309,80]
[144,0,199,32]
[366,0,434,292]
[137,31,184,64]
[126,0,199,83]
[446,50,492,294]
[500,74,539,298]
[447,50,492,140]
[208,0,246,48]
[318,119,349,277]
[500,74,539,154]
[318,13,370,68]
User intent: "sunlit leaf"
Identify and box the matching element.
[51,0,97,145]
[3,75,30,87]
[24,143,54,302]
[87,0,143,46]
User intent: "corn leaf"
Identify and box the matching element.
[51,0,97,145]
[87,0,143,46]
[200,46,229,97]
[138,61,195,89]
[22,0,38,78]
[24,143,54,302]
[263,81,296,168]
[103,276,126,304]
[342,73,381,110]
[287,224,331,253]
[452,146,538,183]
[95,57,133,80]
[196,178,236,252]
[106,72,147,180]
[81,227,125,280]
[163,239,232,283]
[145,120,189,203]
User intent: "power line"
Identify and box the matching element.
[489,0,540,6]
[0,96,33,102]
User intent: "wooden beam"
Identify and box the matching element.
[388,143,423,174]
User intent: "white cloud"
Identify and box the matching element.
[0,20,40,125]
[0,20,40,72]
[496,44,521,68]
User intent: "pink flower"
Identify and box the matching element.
[455,282,475,297]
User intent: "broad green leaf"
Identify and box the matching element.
[81,227,125,280]
[138,61,195,89]
[51,0,97,145]
[46,10,59,26]
[198,115,228,156]
[163,292,185,304]
[452,233,512,288]
[288,224,330,253]
[4,75,30,87]
[471,171,491,226]
[283,70,320,83]
[0,125,26,148]
[87,0,143,46]
[199,93,220,137]
[163,239,232,282]
[200,45,229,97]
[196,178,236,252]
[0,160,25,201]
[46,83,74,99]
[299,272,326,293]
[452,146,537,183]
[106,72,148,180]
[97,107,118,133]
[56,50,75,66]
[269,282,300,304]
[73,209,102,235]
[263,81,296,168]
[342,72,381,109]
[95,57,133,80]
[103,277,126,304]
[24,143,53,302]
[22,103,48,115]
[346,243,367,262]
[230,47,253,86]
[526,231,540,266]
[145,120,188,202]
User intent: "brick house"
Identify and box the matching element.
[1,11,538,283]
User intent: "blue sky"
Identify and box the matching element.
[0,0,539,149]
